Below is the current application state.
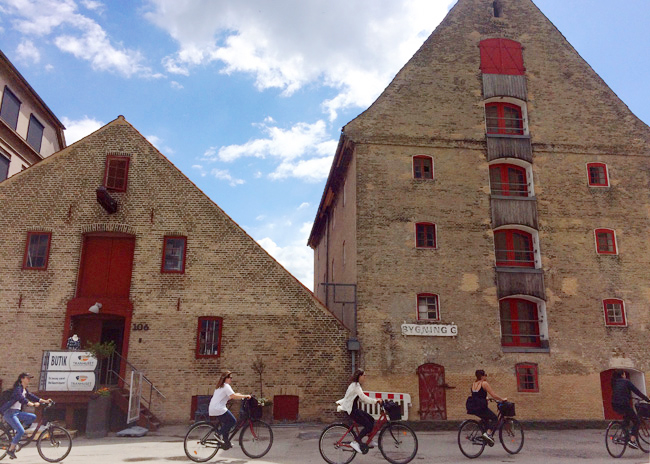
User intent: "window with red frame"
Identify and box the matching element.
[500,298,541,347]
[595,229,616,255]
[23,232,52,270]
[587,163,609,187]
[494,229,534,267]
[489,164,528,196]
[416,223,437,248]
[196,317,222,358]
[162,236,187,273]
[413,156,433,179]
[516,363,539,392]
[479,38,525,75]
[103,155,130,192]
[485,102,524,135]
[603,299,626,326]
[417,294,439,321]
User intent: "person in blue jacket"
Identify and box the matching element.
[611,370,650,449]
[0,373,52,459]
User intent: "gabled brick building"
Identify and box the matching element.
[309,0,650,421]
[0,116,350,425]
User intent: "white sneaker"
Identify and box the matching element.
[350,441,362,453]
[368,439,378,448]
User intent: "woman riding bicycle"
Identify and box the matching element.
[336,368,383,454]
[467,369,506,446]
[0,372,52,460]
[611,370,650,449]
[208,371,251,451]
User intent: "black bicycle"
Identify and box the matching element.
[183,397,273,461]
[605,399,650,458]
[0,402,72,462]
[458,399,524,458]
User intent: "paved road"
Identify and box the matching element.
[8,424,650,464]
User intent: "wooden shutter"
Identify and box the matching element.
[480,38,525,75]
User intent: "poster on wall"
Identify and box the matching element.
[39,350,98,391]
[40,372,96,391]
[41,351,97,372]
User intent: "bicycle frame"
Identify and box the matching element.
[5,405,53,450]
[339,410,390,447]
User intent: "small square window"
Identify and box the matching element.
[162,236,187,273]
[23,232,51,270]
[416,223,437,248]
[516,363,539,392]
[196,316,222,358]
[595,229,617,255]
[0,87,21,131]
[587,163,609,187]
[103,155,130,192]
[417,294,440,321]
[413,156,433,179]
[26,115,44,153]
[603,299,626,326]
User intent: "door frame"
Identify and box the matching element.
[417,363,447,420]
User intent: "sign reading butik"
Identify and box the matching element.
[401,323,458,337]
[39,350,98,391]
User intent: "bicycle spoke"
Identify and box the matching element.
[183,422,220,462]
[605,421,627,458]
[239,419,273,459]
[36,425,72,463]
[499,419,524,454]
[319,424,356,464]
[0,425,12,460]
[458,420,486,459]
[378,423,418,464]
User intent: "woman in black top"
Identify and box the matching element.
[611,370,650,449]
[469,370,507,446]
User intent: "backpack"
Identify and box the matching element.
[0,388,15,412]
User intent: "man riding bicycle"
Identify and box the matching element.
[611,370,650,449]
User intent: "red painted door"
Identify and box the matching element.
[273,395,299,421]
[417,363,447,420]
[601,369,622,420]
[77,236,135,297]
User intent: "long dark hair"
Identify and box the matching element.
[475,369,486,380]
[216,371,232,389]
[349,369,365,384]
[13,373,31,389]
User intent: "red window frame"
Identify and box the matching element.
[22,231,52,270]
[479,38,525,75]
[516,363,539,392]
[162,236,187,273]
[485,102,524,135]
[413,155,433,179]
[603,299,626,326]
[499,298,541,347]
[103,155,130,192]
[415,223,437,249]
[416,293,440,321]
[494,229,534,267]
[196,316,223,358]
[595,229,617,255]
[489,163,528,196]
[587,163,609,187]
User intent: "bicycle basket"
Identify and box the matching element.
[383,400,402,421]
[241,397,263,420]
[498,401,516,417]
[637,402,650,418]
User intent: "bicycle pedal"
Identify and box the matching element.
[360,444,370,454]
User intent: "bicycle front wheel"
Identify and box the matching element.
[0,424,13,460]
[319,424,356,464]
[36,425,72,463]
[457,419,486,459]
[605,421,627,458]
[184,422,220,462]
[378,423,418,464]
[499,418,524,454]
[239,419,273,458]
[637,418,650,453]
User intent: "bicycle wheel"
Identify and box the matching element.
[36,425,72,463]
[319,424,356,464]
[637,418,650,453]
[458,419,486,459]
[378,422,418,464]
[499,418,524,454]
[239,419,273,458]
[605,421,627,458]
[184,422,220,462]
[0,425,13,460]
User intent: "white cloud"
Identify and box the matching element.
[16,39,40,63]
[146,134,175,156]
[61,115,103,144]
[144,0,455,117]
[170,80,183,89]
[80,0,103,11]
[211,168,244,186]
[257,225,314,289]
[297,202,309,210]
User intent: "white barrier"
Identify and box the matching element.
[360,391,412,420]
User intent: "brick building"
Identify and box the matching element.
[309,0,650,421]
[0,49,66,180]
[0,116,350,426]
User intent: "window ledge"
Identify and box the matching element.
[490,195,536,201]
[495,267,543,274]
[502,346,550,354]
[486,133,531,140]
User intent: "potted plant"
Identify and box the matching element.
[87,387,112,438]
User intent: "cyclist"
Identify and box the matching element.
[336,368,383,454]
[0,372,52,460]
[611,370,650,449]
[208,371,251,450]
[467,369,507,446]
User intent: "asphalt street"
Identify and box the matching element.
[6,424,650,464]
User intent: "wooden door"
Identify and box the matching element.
[417,363,447,420]
[273,395,299,421]
[77,236,135,298]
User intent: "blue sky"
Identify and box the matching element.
[0,0,648,289]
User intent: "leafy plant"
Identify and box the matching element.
[85,341,116,360]
[96,387,111,397]
[251,356,266,397]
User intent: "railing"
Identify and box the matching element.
[490,182,530,196]
[360,391,412,420]
[96,351,166,423]
[494,249,535,266]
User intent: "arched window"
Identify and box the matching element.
[479,38,525,75]
[485,102,524,135]
[489,163,528,196]
[603,299,626,326]
[500,298,541,347]
[494,229,534,267]
[595,229,617,255]
[417,293,440,321]
[413,155,433,179]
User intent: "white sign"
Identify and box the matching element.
[401,324,458,337]
[41,351,97,372]
[41,372,96,391]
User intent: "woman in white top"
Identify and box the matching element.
[336,369,382,453]
[208,371,251,449]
